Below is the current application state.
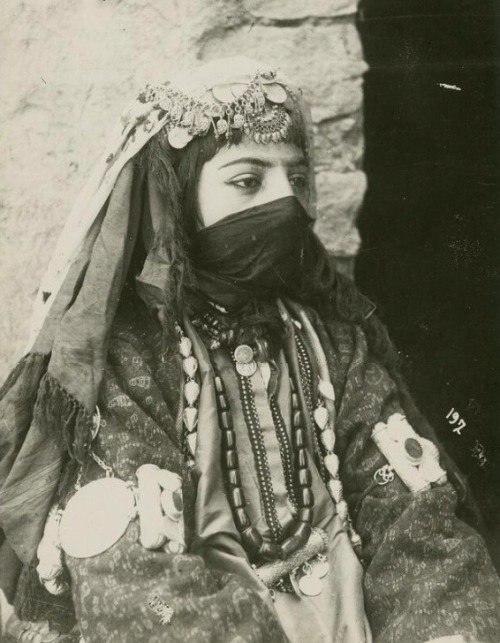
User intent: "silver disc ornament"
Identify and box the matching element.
[234,344,254,364]
[60,478,136,558]
[234,344,257,377]
[309,556,329,579]
[298,573,323,597]
[235,361,257,377]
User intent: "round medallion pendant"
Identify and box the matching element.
[60,478,136,558]
[236,361,257,377]
[168,126,194,149]
[234,344,254,364]
[298,573,323,596]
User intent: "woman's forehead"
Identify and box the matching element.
[211,140,307,170]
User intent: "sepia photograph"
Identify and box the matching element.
[0,1,499,641]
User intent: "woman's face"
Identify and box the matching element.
[196,140,309,227]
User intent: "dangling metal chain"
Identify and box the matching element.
[74,406,114,490]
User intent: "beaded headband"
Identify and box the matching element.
[137,69,294,149]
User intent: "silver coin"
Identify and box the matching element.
[234,344,254,364]
[168,127,193,149]
[235,361,257,377]
[298,574,323,596]
[310,559,329,579]
[264,83,287,104]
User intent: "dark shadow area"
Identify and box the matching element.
[356,0,500,567]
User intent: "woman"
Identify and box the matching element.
[0,56,499,643]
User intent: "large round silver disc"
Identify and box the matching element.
[264,83,287,104]
[60,478,135,558]
[298,574,323,597]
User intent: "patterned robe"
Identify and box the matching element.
[10,296,500,643]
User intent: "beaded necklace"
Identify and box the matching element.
[217,365,315,562]
[177,304,362,560]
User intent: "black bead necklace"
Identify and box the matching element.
[214,366,315,562]
[294,329,327,481]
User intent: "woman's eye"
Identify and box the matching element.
[289,174,308,191]
[229,175,261,190]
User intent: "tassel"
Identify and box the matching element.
[33,371,93,464]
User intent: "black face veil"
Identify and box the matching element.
[191,195,332,309]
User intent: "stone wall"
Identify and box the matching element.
[0,0,366,380]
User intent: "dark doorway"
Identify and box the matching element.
[356,0,500,567]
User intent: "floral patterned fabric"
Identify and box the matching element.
[61,298,288,643]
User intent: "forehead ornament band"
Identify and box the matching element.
[138,69,293,149]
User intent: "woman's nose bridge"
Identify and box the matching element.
[267,165,294,198]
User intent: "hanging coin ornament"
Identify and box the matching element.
[236,361,257,377]
[196,113,211,134]
[264,83,287,104]
[310,554,329,579]
[212,84,237,103]
[234,344,254,363]
[60,478,136,558]
[233,113,245,128]
[216,119,229,135]
[298,571,323,597]
[168,127,194,149]
[139,70,294,149]
[234,344,257,377]
[170,102,183,123]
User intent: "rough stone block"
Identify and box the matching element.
[314,170,366,256]
[244,0,358,20]
[314,112,364,171]
[201,23,367,121]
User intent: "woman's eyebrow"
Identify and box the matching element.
[218,156,306,170]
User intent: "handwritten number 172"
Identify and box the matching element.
[446,408,467,435]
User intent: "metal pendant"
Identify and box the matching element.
[60,478,136,558]
[168,126,194,149]
[313,406,329,430]
[310,556,329,579]
[236,361,257,377]
[298,573,323,596]
[234,344,254,364]
[318,379,335,401]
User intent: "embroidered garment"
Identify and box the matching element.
[6,295,498,642]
